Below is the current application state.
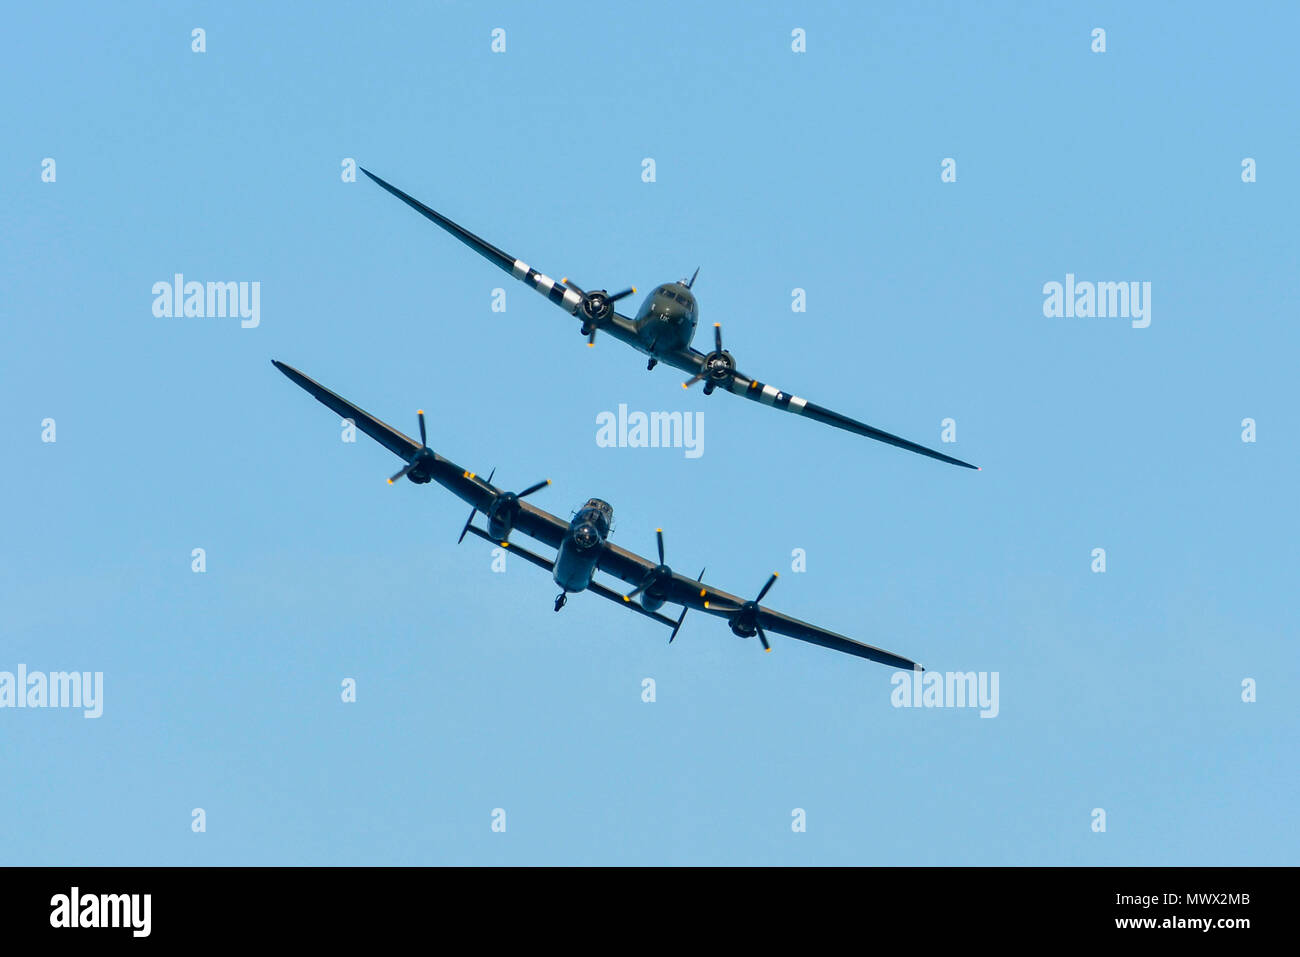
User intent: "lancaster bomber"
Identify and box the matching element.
[358,168,979,471]
[273,360,922,669]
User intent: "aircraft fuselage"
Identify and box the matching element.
[630,282,699,356]
[553,498,615,593]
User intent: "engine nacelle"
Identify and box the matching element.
[640,592,666,613]
[636,564,673,612]
[728,600,761,638]
[406,447,436,484]
[578,291,615,336]
[487,494,519,541]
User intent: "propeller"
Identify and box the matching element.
[457,470,549,544]
[562,278,636,346]
[483,476,551,543]
[387,410,436,484]
[622,528,672,605]
[682,323,736,395]
[703,572,780,653]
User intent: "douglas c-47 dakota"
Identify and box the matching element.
[358,168,980,472]
[273,360,923,669]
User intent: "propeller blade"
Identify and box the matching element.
[714,322,723,353]
[686,267,699,289]
[417,410,426,446]
[561,277,586,296]
[756,623,772,653]
[457,507,477,543]
[755,572,779,603]
[517,478,551,498]
[622,582,648,602]
[668,567,705,644]
[587,329,597,347]
[485,467,496,484]
[608,287,636,303]
[668,606,689,642]
[388,463,413,484]
[681,372,705,390]
[656,528,665,565]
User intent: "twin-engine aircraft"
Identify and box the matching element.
[273,360,922,669]
[359,168,979,471]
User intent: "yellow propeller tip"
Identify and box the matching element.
[632,287,637,293]
[681,383,688,389]
[774,572,780,578]
[587,342,594,347]
[386,479,394,485]
[417,409,424,415]
[714,322,720,327]
[764,647,773,653]
[703,601,710,609]
[622,596,630,602]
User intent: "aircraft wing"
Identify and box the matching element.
[273,360,423,462]
[360,168,637,337]
[595,542,921,668]
[745,607,921,669]
[272,360,502,513]
[666,345,979,470]
[494,501,570,552]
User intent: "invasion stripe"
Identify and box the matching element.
[512,259,530,279]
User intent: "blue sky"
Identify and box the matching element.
[2,1,1296,865]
